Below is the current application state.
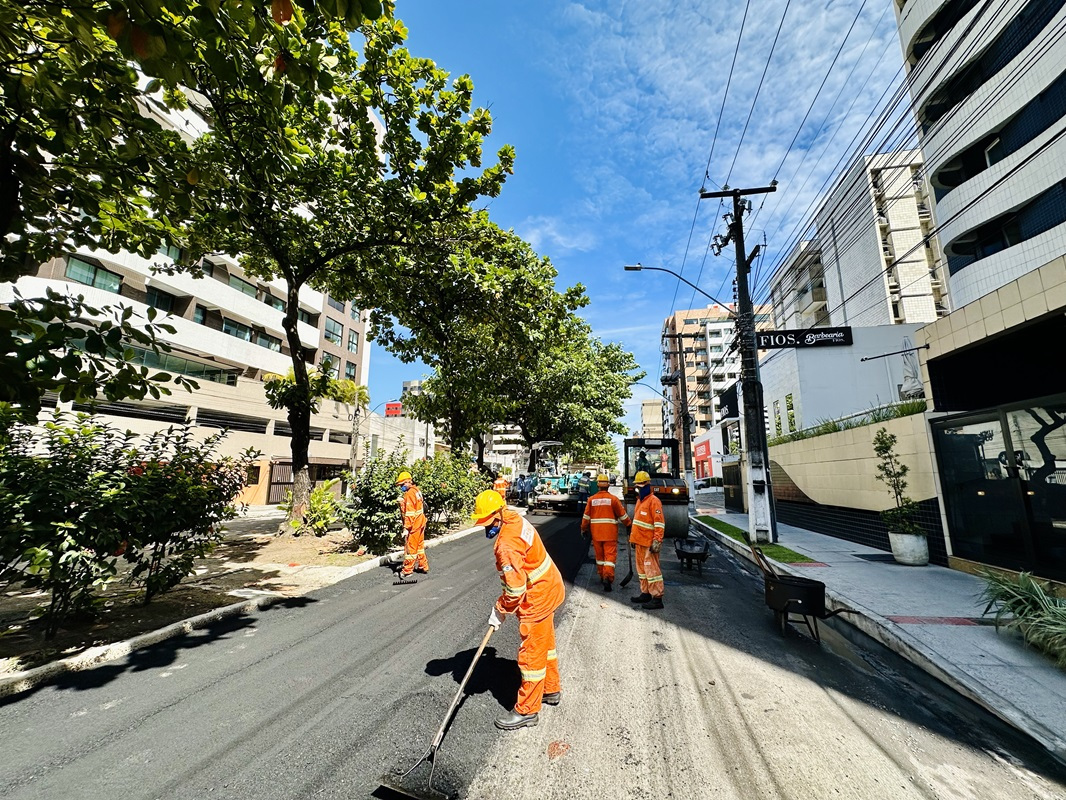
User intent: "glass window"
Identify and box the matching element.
[146,286,175,313]
[350,306,361,320]
[65,256,120,293]
[222,317,252,341]
[348,329,359,353]
[193,305,206,325]
[327,295,345,312]
[229,275,257,297]
[256,332,282,351]
[345,361,357,380]
[263,294,285,311]
[683,318,697,325]
[320,355,338,378]
[324,317,343,345]
[158,243,181,262]
[298,308,314,325]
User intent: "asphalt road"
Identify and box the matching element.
[1,512,1065,800]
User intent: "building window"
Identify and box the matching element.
[193,305,207,325]
[263,294,285,311]
[350,306,361,321]
[348,329,359,353]
[345,361,357,380]
[327,295,345,312]
[228,275,257,297]
[683,318,697,325]
[158,243,181,262]
[256,332,282,351]
[324,317,343,345]
[146,286,175,313]
[222,317,253,341]
[297,308,314,325]
[320,355,338,378]
[785,393,796,432]
[245,464,261,486]
[65,256,120,294]
[773,400,782,437]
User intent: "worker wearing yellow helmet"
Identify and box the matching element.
[629,470,665,610]
[580,474,629,591]
[396,470,428,580]
[472,489,565,731]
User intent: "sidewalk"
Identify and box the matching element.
[692,497,1066,765]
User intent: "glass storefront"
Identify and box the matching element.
[932,394,1066,580]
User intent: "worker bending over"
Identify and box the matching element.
[473,490,565,730]
[580,474,629,592]
[629,471,665,610]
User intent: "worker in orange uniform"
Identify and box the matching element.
[473,489,565,731]
[629,470,665,610]
[493,474,510,502]
[397,470,428,579]
[581,474,629,592]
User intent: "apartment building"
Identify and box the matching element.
[768,149,949,331]
[893,0,1066,581]
[660,304,771,439]
[640,398,665,438]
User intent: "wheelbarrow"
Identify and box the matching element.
[752,546,852,643]
[674,536,711,574]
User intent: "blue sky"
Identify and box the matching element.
[367,0,907,440]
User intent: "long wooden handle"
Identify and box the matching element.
[431,625,495,750]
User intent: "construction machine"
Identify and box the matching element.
[622,437,691,538]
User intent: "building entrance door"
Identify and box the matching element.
[932,396,1066,581]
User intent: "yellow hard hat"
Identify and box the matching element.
[396,470,412,484]
[471,489,506,524]
[634,471,651,484]
[597,474,610,484]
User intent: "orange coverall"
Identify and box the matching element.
[493,476,510,501]
[400,483,428,576]
[493,509,565,715]
[581,490,630,584]
[629,492,666,598]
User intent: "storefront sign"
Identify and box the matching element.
[756,327,853,349]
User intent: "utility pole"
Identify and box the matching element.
[701,184,779,543]
[661,333,697,515]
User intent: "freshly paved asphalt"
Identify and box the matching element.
[2,511,1065,799]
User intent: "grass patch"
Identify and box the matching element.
[696,516,815,564]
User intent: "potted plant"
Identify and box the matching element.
[873,427,929,566]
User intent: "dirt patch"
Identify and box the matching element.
[0,511,377,675]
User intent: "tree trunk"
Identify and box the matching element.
[281,276,313,529]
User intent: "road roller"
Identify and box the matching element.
[621,437,691,538]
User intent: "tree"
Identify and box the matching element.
[501,316,644,471]
[153,11,513,519]
[374,220,583,453]
[568,439,620,474]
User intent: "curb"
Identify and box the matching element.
[0,521,489,700]
[689,515,1066,766]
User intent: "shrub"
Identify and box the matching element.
[981,570,1066,667]
[342,446,409,555]
[0,412,256,633]
[280,478,342,537]
[873,427,924,537]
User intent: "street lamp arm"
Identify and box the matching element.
[623,264,737,318]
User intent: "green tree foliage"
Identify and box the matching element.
[0,412,255,634]
[342,446,408,555]
[161,10,513,517]
[280,478,342,536]
[0,290,196,420]
[872,427,924,537]
[568,439,620,474]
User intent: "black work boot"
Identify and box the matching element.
[494,709,539,731]
[602,579,612,592]
[642,596,664,610]
[542,691,561,706]
[630,592,652,604]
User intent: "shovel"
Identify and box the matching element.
[380,625,495,799]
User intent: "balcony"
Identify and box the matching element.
[796,283,827,315]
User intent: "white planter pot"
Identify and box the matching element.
[888,532,929,566]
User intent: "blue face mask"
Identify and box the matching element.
[638,484,652,499]
[485,521,502,540]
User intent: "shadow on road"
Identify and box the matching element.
[0,597,317,707]
[424,645,520,712]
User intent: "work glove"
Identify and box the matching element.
[488,608,504,631]
[650,539,662,554]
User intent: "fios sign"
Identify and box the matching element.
[756,327,853,349]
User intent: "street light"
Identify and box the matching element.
[624,264,737,318]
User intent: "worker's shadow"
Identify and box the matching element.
[425,646,520,712]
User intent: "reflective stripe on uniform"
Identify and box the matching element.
[547,649,557,661]
[520,667,547,681]
[646,575,664,584]
[404,509,422,517]
[501,579,524,597]
[589,519,619,526]
[527,556,553,585]
[633,519,656,532]
[595,560,616,567]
